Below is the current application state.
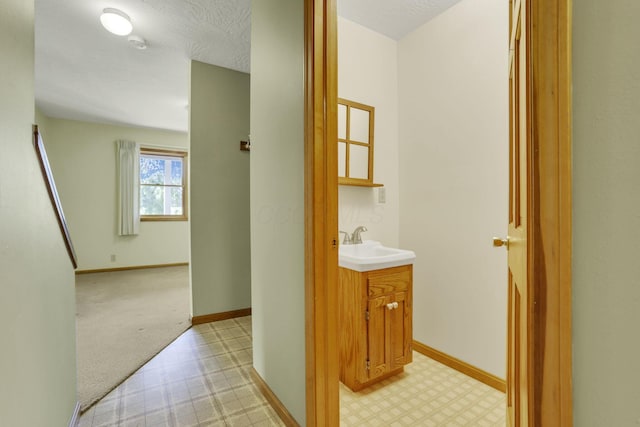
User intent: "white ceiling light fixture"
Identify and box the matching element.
[100,8,133,36]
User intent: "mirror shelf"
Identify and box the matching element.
[339,178,383,187]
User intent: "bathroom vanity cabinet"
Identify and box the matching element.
[339,264,413,391]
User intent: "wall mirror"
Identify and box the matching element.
[338,98,381,187]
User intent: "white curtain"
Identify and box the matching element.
[116,140,140,236]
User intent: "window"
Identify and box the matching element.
[139,148,188,221]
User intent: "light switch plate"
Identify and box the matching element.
[378,187,386,204]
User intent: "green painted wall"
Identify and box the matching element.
[0,1,78,425]
[38,117,189,271]
[573,0,640,424]
[189,61,251,317]
[250,1,306,424]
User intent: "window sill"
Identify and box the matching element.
[141,216,188,222]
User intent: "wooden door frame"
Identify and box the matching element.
[528,0,573,424]
[304,0,339,426]
[304,0,572,425]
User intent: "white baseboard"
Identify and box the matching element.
[69,401,81,427]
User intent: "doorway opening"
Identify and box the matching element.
[305,0,573,425]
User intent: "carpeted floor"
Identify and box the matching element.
[75,265,190,412]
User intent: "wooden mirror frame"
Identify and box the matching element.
[337,98,382,187]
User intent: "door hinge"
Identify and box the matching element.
[365,310,369,321]
[366,359,370,370]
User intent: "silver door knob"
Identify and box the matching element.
[493,237,509,248]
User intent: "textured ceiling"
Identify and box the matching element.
[35,0,250,132]
[34,0,461,133]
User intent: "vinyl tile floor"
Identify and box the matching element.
[339,351,506,426]
[79,316,283,427]
[80,315,505,426]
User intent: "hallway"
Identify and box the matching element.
[79,315,505,426]
[79,317,283,426]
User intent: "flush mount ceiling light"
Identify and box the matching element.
[100,8,133,36]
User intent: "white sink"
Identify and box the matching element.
[339,240,416,272]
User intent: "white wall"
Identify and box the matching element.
[189,61,251,317]
[39,118,190,271]
[250,0,306,423]
[398,0,508,378]
[338,17,400,246]
[0,0,78,424]
[573,0,640,424]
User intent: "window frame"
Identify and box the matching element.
[139,147,188,222]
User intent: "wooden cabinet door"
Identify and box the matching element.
[389,290,412,369]
[366,289,413,381]
[366,294,390,382]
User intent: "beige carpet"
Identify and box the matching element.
[75,266,190,411]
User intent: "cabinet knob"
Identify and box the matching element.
[386,302,399,310]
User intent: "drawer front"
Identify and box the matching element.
[367,267,411,297]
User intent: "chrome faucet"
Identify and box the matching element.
[339,230,352,245]
[350,226,368,244]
